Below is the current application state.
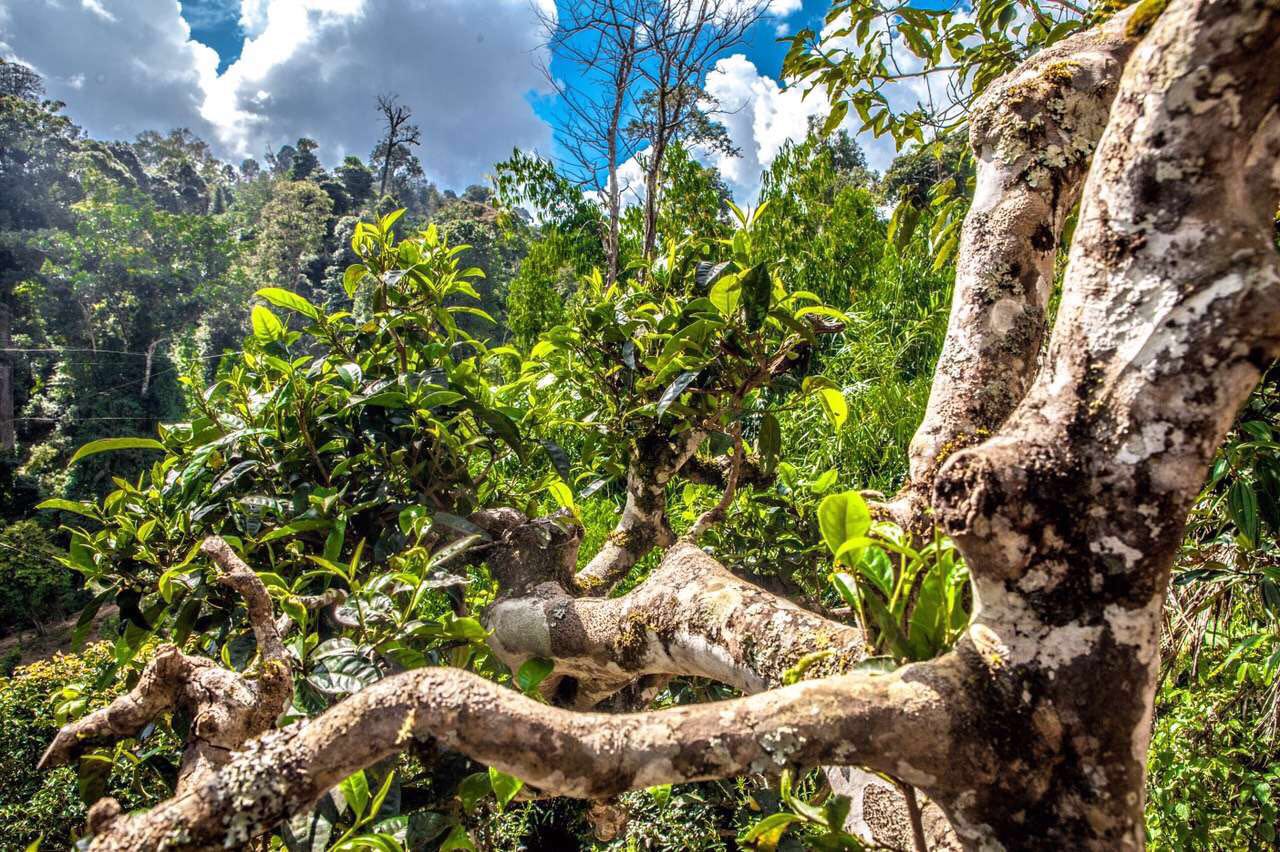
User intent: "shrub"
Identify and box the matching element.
[0,520,78,636]
[0,643,174,850]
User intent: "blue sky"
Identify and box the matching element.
[0,1,920,198]
[180,0,245,72]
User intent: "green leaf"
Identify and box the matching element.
[739,263,772,331]
[1228,479,1261,546]
[695,260,733,292]
[439,824,476,851]
[833,535,876,566]
[456,772,491,813]
[546,480,578,519]
[256,287,320,320]
[516,657,554,693]
[657,371,699,419]
[343,264,369,297]
[817,387,848,431]
[759,413,781,476]
[257,519,331,544]
[648,784,673,809]
[818,491,872,558]
[740,812,802,845]
[863,588,912,661]
[540,440,572,482]
[35,497,99,519]
[340,770,371,820]
[709,273,742,316]
[367,770,396,823]
[488,768,524,811]
[809,468,839,494]
[251,305,285,342]
[325,517,347,563]
[887,199,921,250]
[821,100,849,136]
[69,437,165,465]
[469,404,524,459]
[440,616,487,641]
[431,512,487,537]
[77,753,114,805]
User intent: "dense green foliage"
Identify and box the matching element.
[0,644,177,850]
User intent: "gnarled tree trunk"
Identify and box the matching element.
[38,0,1280,848]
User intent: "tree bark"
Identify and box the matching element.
[896,8,1141,529]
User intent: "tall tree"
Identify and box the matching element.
[240,180,333,293]
[373,93,421,200]
[287,137,321,181]
[536,0,644,283]
[539,0,763,273]
[0,58,43,101]
[336,154,374,208]
[630,0,765,260]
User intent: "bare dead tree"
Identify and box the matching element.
[538,0,764,271]
[37,0,1280,848]
[373,94,422,201]
[535,0,646,284]
[631,0,767,261]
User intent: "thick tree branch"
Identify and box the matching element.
[923,0,1280,845]
[39,644,186,772]
[42,538,295,796]
[202,536,287,663]
[487,540,867,707]
[77,660,965,851]
[898,7,1140,526]
[574,429,705,593]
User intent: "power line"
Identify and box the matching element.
[16,416,156,422]
[17,349,246,408]
[3,348,153,356]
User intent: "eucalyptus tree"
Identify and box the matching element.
[32,0,1280,849]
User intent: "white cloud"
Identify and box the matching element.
[698,6,973,203]
[701,53,828,201]
[607,50,885,208]
[202,0,553,187]
[0,0,221,142]
[81,0,118,23]
[0,0,554,189]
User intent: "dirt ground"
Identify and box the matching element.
[0,604,119,668]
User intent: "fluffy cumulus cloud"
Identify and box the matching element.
[610,48,910,207]
[0,0,554,188]
[698,9,966,202]
[700,53,831,201]
[0,0,221,142]
[202,0,554,186]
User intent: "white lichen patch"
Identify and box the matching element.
[1103,597,1162,654]
[1091,534,1145,569]
[1036,623,1104,672]
[1115,421,1172,465]
[988,297,1025,335]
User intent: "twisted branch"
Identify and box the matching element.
[75,660,967,851]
